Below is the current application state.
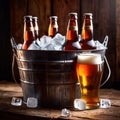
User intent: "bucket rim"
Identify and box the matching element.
[16,47,107,53]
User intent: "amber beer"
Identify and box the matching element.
[76,53,104,109]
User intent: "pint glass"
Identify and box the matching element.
[76,53,104,109]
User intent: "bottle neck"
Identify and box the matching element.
[64,13,80,50]
[82,18,93,30]
[80,14,96,50]
[23,18,35,41]
[67,18,78,31]
[66,17,78,41]
[81,17,93,41]
[32,18,39,39]
[48,17,58,37]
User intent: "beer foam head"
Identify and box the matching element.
[77,53,102,64]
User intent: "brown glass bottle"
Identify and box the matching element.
[64,12,79,50]
[80,13,96,50]
[22,15,35,50]
[48,16,58,37]
[32,16,39,40]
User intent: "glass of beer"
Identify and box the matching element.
[76,53,104,109]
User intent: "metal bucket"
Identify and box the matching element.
[15,49,106,108]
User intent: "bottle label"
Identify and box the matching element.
[82,26,93,30]
[68,26,78,31]
[49,24,58,28]
[26,27,34,31]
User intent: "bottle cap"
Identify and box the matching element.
[24,15,33,21]
[83,13,93,19]
[69,12,78,19]
[49,16,58,19]
[32,16,38,21]
[83,13,93,16]
[69,12,77,16]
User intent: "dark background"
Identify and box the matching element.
[0,0,120,89]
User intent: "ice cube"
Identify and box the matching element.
[11,97,22,106]
[87,39,96,47]
[39,35,52,49]
[28,41,41,50]
[78,34,82,42]
[35,38,41,47]
[53,33,65,45]
[95,40,106,49]
[17,44,23,49]
[72,41,81,49]
[44,43,55,50]
[100,99,111,108]
[27,97,38,108]
[52,33,65,50]
[74,99,86,110]
[61,108,71,117]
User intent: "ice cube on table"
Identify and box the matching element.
[74,99,86,110]
[100,99,111,108]
[27,97,38,108]
[61,108,71,117]
[11,97,22,106]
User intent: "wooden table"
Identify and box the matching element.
[0,81,120,120]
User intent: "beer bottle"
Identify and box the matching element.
[80,13,96,50]
[32,16,39,40]
[48,16,58,37]
[64,12,80,50]
[22,15,35,50]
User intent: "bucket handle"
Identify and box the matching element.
[11,37,20,85]
[10,37,17,57]
[100,35,111,87]
[100,55,111,87]
[12,53,19,84]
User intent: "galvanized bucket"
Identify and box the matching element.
[17,50,79,108]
